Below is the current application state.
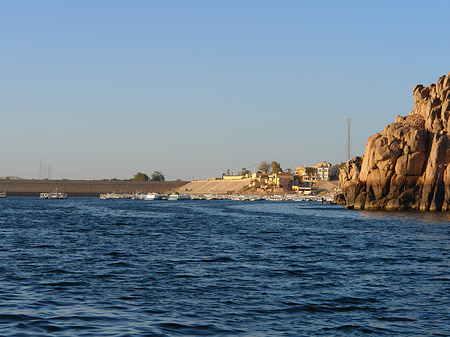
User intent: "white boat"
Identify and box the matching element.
[0,191,6,198]
[100,192,117,199]
[168,193,191,200]
[99,192,132,199]
[230,195,243,201]
[132,193,147,200]
[204,194,218,200]
[57,192,68,199]
[145,193,163,200]
[249,196,264,202]
[40,189,67,199]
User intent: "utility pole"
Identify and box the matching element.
[346,117,352,162]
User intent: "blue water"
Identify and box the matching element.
[0,198,449,336]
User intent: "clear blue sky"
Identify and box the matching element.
[1,0,449,180]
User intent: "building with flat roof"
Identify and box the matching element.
[295,162,334,183]
[317,162,333,181]
[249,172,294,190]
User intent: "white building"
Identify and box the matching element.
[317,162,334,181]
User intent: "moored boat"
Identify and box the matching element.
[145,193,163,200]
[40,189,67,199]
[168,193,191,200]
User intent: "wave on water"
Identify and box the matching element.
[0,198,449,336]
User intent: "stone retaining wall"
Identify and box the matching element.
[0,180,188,197]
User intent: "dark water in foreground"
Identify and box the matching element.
[0,198,449,336]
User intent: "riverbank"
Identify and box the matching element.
[178,178,340,196]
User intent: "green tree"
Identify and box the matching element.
[132,172,149,181]
[271,161,282,174]
[258,161,270,173]
[240,168,250,176]
[330,162,346,180]
[150,171,165,181]
[334,162,346,171]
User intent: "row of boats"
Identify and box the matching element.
[193,194,334,202]
[99,192,334,202]
[0,190,68,199]
[99,192,191,200]
[0,190,334,202]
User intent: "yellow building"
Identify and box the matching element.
[268,172,293,189]
[222,174,250,181]
[295,166,318,183]
[292,186,313,195]
[250,172,293,190]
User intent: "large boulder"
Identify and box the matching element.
[339,156,364,209]
[340,71,450,211]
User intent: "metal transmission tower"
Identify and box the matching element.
[346,117,352,162]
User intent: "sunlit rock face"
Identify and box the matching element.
[340,71,450,211]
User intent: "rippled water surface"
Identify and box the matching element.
[0,198,449,336]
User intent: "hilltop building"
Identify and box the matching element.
[317,162,333,181]
[296,166,317,183]
[267,172,294,189]
[249,172,294,191]
[295,162,334,183]
[208,162,336,194]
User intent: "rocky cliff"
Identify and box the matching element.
[340,71,450,211]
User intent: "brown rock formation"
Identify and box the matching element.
[340,71,450,211]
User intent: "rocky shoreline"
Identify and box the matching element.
[339,71,450,211]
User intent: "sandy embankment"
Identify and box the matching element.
[178,179,252,195]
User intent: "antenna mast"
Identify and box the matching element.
[346,117,352,161]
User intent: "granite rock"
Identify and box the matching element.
[340,71,450,211]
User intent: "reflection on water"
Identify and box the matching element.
[361,208,450,224]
